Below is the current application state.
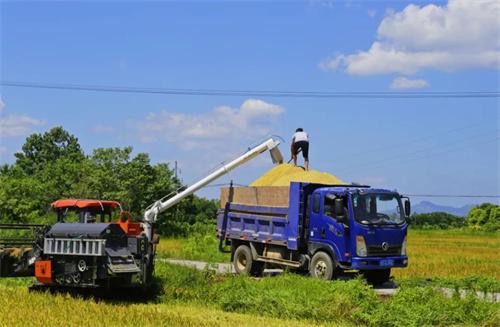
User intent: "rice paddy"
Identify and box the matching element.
[394,229,500,280]
[0,285,310,327]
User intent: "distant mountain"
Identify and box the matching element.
[412,201,474,217]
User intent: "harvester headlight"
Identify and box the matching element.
[401,236,407,256]
[356,235,367,257]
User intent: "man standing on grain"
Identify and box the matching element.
[291,128,309,171]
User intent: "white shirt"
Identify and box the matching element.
[293,131,309,142]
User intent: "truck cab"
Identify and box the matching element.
[306,187,409,283]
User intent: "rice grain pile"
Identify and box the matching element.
[250,163,344,186]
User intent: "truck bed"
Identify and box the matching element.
[217,203,290,246]
[218,183,306,250]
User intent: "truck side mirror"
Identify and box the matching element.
[404,199,411,217]
[334,199,347,223]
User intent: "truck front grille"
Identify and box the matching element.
[367,244,401,257]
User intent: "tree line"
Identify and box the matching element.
[0,127,218,236]
[408,203,499,231]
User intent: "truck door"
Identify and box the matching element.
[308,192,349,261]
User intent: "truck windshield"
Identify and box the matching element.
[352,193,405,225]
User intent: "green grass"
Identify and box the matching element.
[157,235,230,262]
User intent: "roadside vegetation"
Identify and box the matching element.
[153,263,499,326]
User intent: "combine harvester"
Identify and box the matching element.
[0,138,284,288]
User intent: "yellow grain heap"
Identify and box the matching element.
[250,163,344,186]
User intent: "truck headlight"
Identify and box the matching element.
[401,236,407,256]
[356,235,367,257]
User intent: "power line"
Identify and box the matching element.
[1,81,499,98]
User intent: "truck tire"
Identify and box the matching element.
[233,244,264,277]
[309,251,335,280]
[362,269,391,285]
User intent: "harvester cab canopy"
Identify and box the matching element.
[51,199,122,224]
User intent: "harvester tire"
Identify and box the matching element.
[233,244,264,277]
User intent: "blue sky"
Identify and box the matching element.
[1,0,499,206]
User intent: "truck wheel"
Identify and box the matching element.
[233,244,264,277]
[363,269,391,285]
[309,251,335,280]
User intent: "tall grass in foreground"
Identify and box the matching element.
[154,263,499,326]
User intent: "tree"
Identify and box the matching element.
[85,147,180,216]
[467,203,500,231]
[0,172,48,223]
[408,212,465,229]
[0,127,219,235]
[14,126,84,174]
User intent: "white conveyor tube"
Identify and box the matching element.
[143,137,282,222]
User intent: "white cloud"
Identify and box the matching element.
[0,100,45,137]
[92,125,115,134]
[0,114,45,137]
[390,76,429,89]
[321,0,500,75]
[319,54,346,71]
[136,98,285,150]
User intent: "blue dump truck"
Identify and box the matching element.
[217,182,410,283]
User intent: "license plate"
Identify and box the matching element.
[380,259,394,267]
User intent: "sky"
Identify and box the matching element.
[0,0,499,207]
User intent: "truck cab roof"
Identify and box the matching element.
[316,186,399,195]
